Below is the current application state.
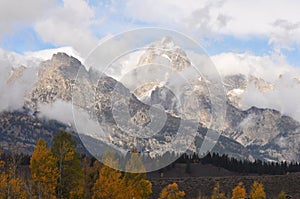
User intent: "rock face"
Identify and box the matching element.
[131,38,300,162]
[26,53,83,109]
[0,39,299,163]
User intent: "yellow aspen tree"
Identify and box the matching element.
[0,150,27,199]
[232,182,247,199]
[30,138,58,199]
[51,131,84,199]
[250,181,266,199]
[0,172,28,199]
[92,150,124,199]
[7,177,28,199]
[278,191,286,199]
[211,183,227,199]
[123,151,152,199]
[0,172,8,199]
[158,182,185,199]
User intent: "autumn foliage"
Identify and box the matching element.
[250,181,266,199]
[0,132,284,199]
[30,138,58,199]
[231,182,247,199]
[158,182,185,199]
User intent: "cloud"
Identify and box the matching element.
[241,75,300,122]
[0,0,55,39]
[123,0,300,51]
[211,52,292,82]
[0,55,36,111]
[269,19,300,51]
[211,51,300,121]
[38,100,74,125]
[124,0,228,36]
[34,0,99,57]
[38,100,104,139]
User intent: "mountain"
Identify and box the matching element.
[121,37,300,162]
[0,38,299,163]
[0,53,249,159]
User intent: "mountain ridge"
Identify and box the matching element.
[0,42,299,162]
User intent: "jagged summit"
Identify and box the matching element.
[49,52,82,68]
[138,37,191,71]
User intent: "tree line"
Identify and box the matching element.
[176,152,300,175]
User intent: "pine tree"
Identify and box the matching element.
[30,138,58,199]
[51,131,83,199]
[232,182,246,199]
[158,182,185,199]
[92,150,124,199]
[250,181,266,199]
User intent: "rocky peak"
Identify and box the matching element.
[51,52,81,67]
[138,37,191,71]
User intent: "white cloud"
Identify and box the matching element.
[34,0,99,57]
[39,100,104,138]
[242,76,300,122]
[211,52,292,82]
[38,100,74,125]
[0,56,36,112]
[0,0,55,39]
[124,0,300,50]
[211,51,300,121]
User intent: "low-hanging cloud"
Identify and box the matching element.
[0,58,37,112]
[38,100,103,139]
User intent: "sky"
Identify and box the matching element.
[1,0,300,121]
[0,0,299,66]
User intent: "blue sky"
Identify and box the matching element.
[0,0,299,67]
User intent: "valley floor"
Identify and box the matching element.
[149,172,300,199]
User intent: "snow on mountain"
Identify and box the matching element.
[0,46,82,69]
[24,46,83,63]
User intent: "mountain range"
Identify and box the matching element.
[0,38,299,163]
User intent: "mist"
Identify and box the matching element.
[0,58,37,112]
